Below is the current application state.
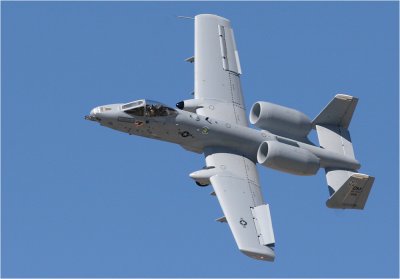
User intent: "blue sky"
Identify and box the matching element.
[2,1,399,277]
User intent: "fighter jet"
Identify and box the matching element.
[85,14,374,261]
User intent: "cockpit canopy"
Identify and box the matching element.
[121,99,177,117]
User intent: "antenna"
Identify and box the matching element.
[177,15,194,20]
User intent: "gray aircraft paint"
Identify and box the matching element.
[86,14,374,262]
[87,106,360,171]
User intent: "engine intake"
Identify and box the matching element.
[257,141,320,176]
[250,102,312,139]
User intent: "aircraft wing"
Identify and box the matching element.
[205,150,275,261]
[194,14,248,126]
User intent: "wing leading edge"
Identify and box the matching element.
[205,151,275,261]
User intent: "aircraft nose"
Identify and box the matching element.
[90,107,98,115]
[85,107,100,121]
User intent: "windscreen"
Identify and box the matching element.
[145,101,177,117]
[123,100,176,117]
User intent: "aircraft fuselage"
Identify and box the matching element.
[86,102,360,172]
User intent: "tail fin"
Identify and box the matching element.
[325,169,375,209]
[313,94,358,159]
[313,94,358,130]
[313,94,375,209]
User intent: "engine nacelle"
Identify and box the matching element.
[257,141,320,176]
[250,101,312,138]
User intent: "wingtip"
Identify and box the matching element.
[195,14,230,23]
[240,246,275,262]
[335,94,355,101]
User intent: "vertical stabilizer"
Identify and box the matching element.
[314,94,374,209]
[313,94,358,159]
[313,94,358,129]
[325,169,375,209]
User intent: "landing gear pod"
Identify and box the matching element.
[189,167,218,186]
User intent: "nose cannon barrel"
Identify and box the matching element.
[85,107,101,121]
[84,115,98,121]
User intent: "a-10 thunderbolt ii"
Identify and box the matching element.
[85,14,374,262]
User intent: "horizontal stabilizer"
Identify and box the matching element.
[326,171,375,209]
[313,94,358,129]
[316,125,355,158]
